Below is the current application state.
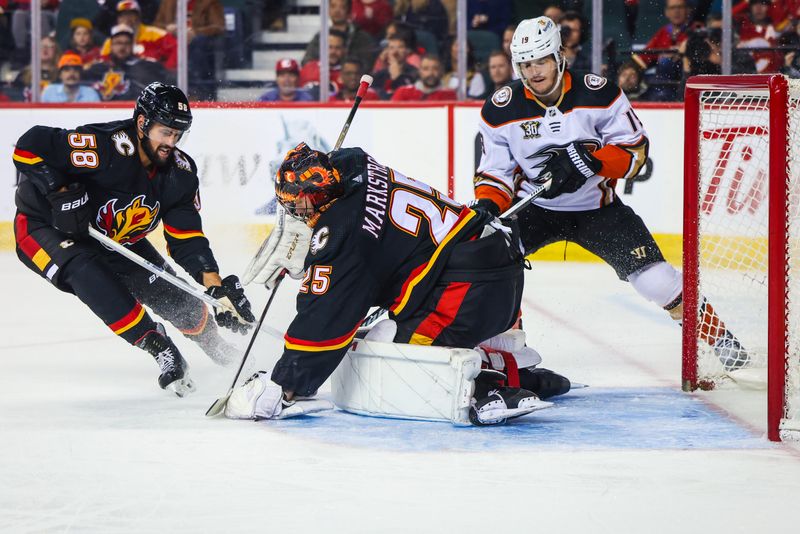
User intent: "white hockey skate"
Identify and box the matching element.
[224,371,333,420]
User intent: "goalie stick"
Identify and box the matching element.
[206,78,376,417]
[205,274,286,417]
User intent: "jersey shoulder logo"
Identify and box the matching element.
[111,131,135,156]
[310,226,330,255]
[491,86,512,107]
[520,120,541,139]
[174,150,192,172]
[584,74,607,90]
[193,189,201,211]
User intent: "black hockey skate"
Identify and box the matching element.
[714,330,750,371]
[469,370,552,426]
[136,324,196,397]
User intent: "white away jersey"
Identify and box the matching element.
[475,71,649,212]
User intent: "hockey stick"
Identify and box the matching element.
[333,74,373,151]
[205,273,286,417]
[89,226,285,341]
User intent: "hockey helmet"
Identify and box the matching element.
[275,142,343,222]
[510,17,566,97]
[134,82,192,133]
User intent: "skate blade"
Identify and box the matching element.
[167,377,196,398]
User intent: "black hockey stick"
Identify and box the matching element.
[333,74,373,151]
[205,274,285,417]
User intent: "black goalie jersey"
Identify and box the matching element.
[272,148,492,395]
[13,119,218,282]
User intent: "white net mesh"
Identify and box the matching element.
[693,79,800,439]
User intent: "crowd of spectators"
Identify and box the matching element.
[0,0,223,101]
[4,1,800,103]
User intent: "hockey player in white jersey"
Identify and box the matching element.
[472,16,748,370]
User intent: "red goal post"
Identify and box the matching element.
[682,74,797,442]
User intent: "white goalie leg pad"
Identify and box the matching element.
[331,339,482,425]
[224,371,334,420]
[363,319,397,342]
[479,329,526,352]
[627,261,682,308]
[478,329,542,370]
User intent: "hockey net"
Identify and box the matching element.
[683,74,800,441]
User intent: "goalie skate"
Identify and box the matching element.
[469,387,552,426]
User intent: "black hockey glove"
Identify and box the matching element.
[207,275,256,335]
[46,182,91,238]
[535,143,602,199]
[466,197,501,218]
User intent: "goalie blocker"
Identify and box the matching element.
[226,143,571,425]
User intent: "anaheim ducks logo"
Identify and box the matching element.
[96,195,161,244]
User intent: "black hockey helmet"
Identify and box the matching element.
[275,142,343,222]
[134,82,192,132]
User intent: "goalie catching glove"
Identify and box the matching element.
[224,371,334,420]
[519,142,602,200]
[206,275,255,334]
[242,205,312,289]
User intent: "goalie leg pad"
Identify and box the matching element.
[224,371,334,420]
[627,261,682,309]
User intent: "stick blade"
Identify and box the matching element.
[205,394,231,417]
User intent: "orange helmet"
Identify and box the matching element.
[275,142,343,221]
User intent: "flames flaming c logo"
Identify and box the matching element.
[96,195,161,244]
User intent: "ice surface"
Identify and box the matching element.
[1,251,799,533]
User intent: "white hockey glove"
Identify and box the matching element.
[242,205,312,289]
[224,371,334,420]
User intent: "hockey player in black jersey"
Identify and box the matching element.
[223,143,570,425]
[473,16,748,372]
[12,82,255,396]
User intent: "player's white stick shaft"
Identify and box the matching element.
[500,178,552,220]
[205,274,285,417]
[88,227,227,310]
[89,227,285,340]
[333,74,373,150]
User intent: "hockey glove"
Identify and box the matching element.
[46,182,91,238]
[242,205,311,289]
[207,275,256,335]
[533,142,602,200]
[466,197,501,218]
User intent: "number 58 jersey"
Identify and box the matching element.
[475,71,650,212]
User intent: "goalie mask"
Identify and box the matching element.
[275,142,344,223]
[510,16,566,98]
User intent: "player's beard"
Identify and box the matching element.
[142,137,173,168]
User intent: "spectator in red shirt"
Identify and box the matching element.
[299,29,346,91]
[65,18,101,66]
[352,0,393,39]
[392,54,457,101]
[330,57,379,101]
[632,0,697,70]
[736,0,782,73]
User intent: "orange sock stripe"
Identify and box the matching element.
[180,305,209,336]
